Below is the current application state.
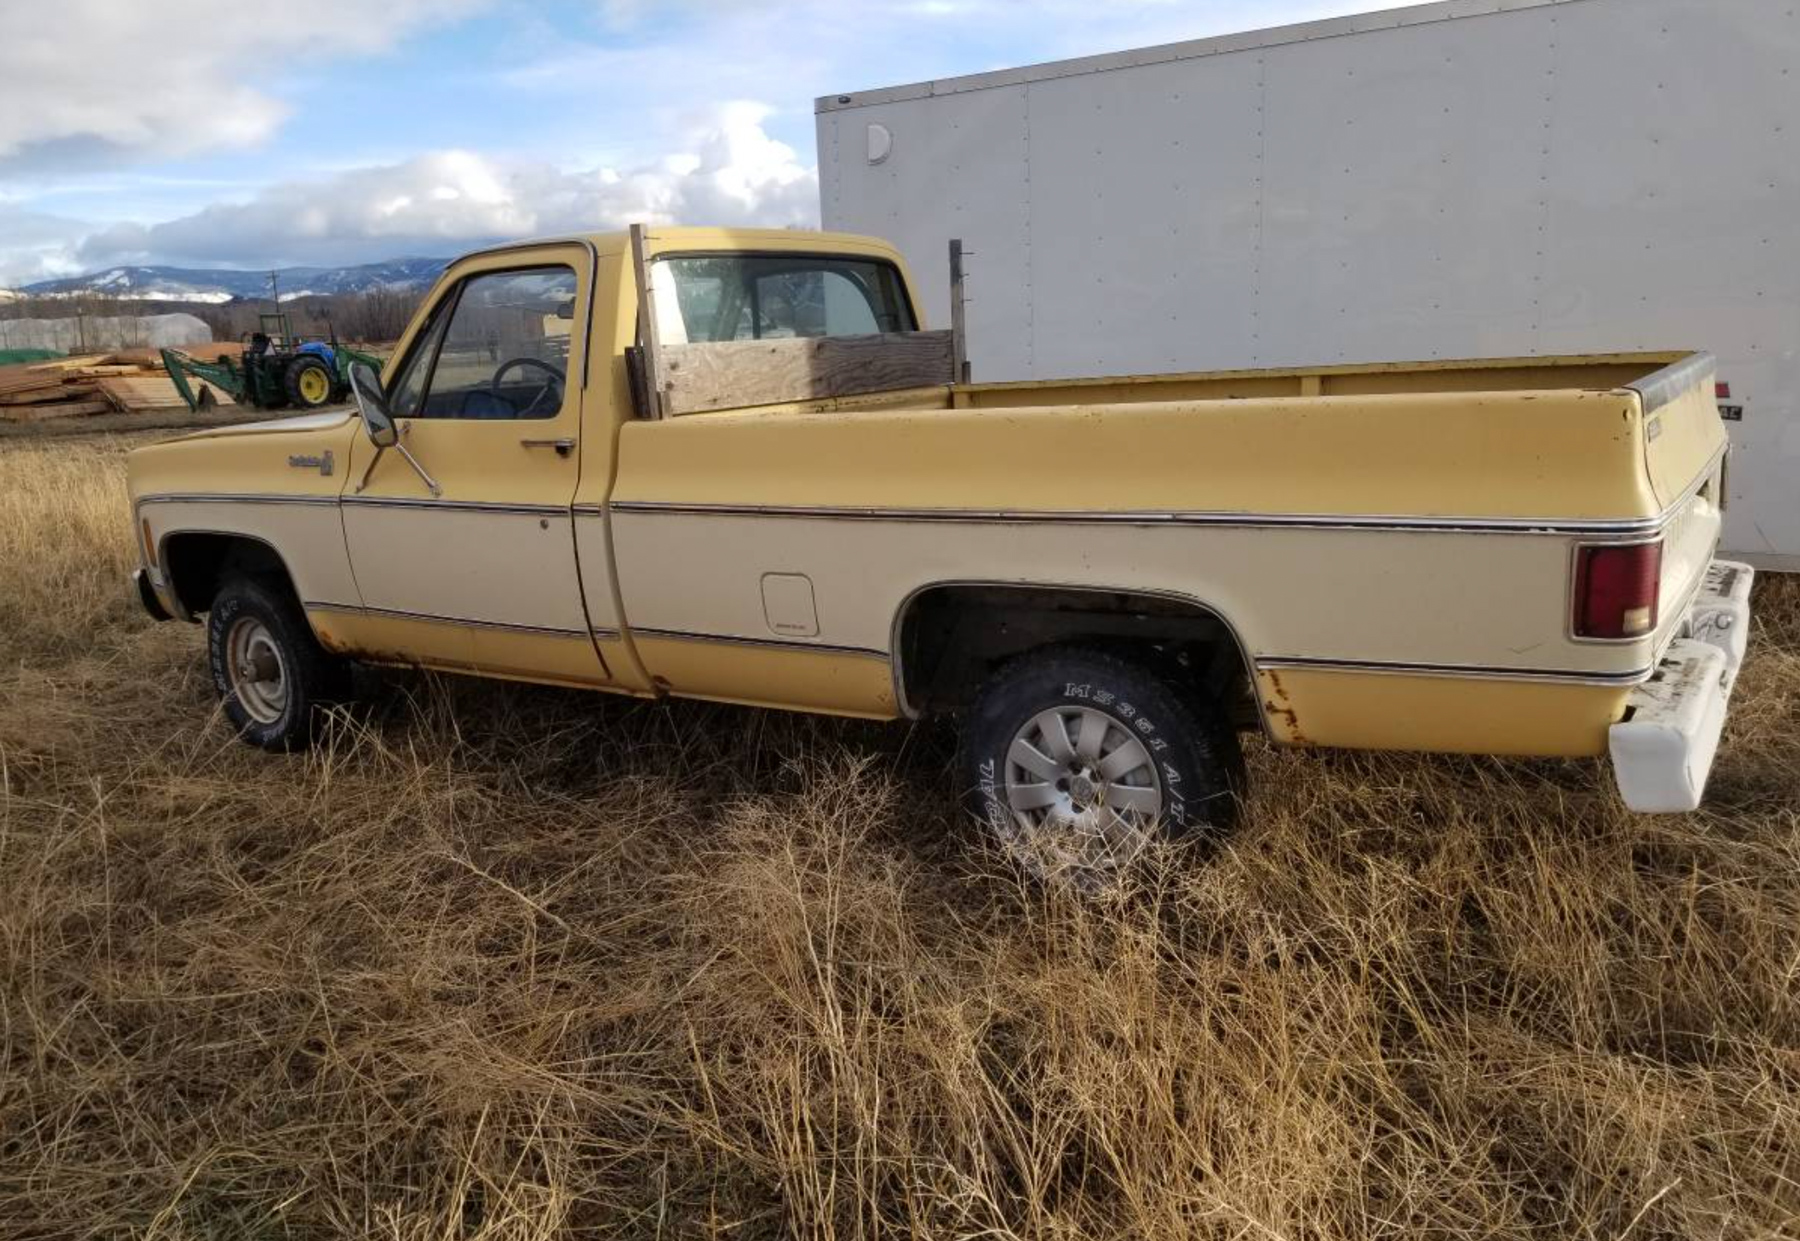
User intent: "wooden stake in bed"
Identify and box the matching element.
[949,238,971,386]
[628,223,667,420]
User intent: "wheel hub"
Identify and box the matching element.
[225,616,289,726]
[1002,704,1165,879]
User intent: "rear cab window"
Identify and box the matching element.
[651,254,915,345]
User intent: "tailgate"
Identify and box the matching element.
[1627,353,1729,631]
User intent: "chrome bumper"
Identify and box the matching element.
[1609,560,1754,813]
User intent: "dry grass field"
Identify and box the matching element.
[2,432,1797,1240]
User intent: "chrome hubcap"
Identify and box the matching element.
[226,616,288,725]
[1003,705,1164,879]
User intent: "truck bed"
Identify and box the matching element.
[954,351,1689,408]
[704,349,1692,417]
[622,348,1727,710]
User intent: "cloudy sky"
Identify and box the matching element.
[0,0,1372,286]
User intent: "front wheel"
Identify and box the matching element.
[959,647,1242,888]
[207,577,349,751]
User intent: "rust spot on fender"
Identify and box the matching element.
[1259,668,1311,746]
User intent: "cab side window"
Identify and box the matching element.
[385,298,450,419]
[394,266,579,421]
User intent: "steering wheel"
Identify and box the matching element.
[491,357,566,418]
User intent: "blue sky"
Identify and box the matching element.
[0,0,1374,285]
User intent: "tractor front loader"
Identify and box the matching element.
[162,313,384,414]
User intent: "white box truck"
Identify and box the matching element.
[816,0,1800,570]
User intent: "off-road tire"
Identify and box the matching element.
[959,646,1243,886]
[283,355,335,409]
[207,576,349,751]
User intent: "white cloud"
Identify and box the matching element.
[0,0,1371,284]
[0,203,94,287]
[0,0,485,168]
[70,103,817,270]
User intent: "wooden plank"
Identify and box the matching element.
[97,375,231,411]
[0,383,74,404]
[660,330,956,415]
[0,382,97,406]
[1,399,112,423]
[103,346,167,367]
[27,354,113,371]
[0,365,64,396]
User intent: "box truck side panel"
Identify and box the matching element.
[818,0,1800,568]
[1023,55,1268,379]
[1256,9,1557,364]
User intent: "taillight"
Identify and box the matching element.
[1573,541,1662,639]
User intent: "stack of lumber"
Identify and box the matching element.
[0,346,232,423]
[0,356,115,423]
[99,375,236,413]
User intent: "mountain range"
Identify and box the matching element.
[17,257,450,304]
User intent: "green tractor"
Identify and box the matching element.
[162,313,385,413]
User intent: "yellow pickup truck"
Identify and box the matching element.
[127,227,1753,883]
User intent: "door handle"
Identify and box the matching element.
[521,438,576,458]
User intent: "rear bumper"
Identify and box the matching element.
[1609,559,1753,812]
[132,568,174,623]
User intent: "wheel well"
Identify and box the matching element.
[161,533,296,616]
[894,583,1256,725]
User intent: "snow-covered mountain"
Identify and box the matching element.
[19,257,449,303]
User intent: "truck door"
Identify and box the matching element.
[336,246,612,685]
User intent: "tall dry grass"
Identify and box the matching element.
[1,434,1796,1239]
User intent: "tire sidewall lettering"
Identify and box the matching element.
[207,597,243,699]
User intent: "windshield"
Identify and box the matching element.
[652,254,915,345]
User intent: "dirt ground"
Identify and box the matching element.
[2,432,1796,1239]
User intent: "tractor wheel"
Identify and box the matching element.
[285,356,335,409]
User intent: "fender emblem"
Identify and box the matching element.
[288,450,334,476]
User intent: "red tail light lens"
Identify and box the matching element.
[1574,542,1662,639]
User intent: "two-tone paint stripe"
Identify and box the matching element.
[148,492,1672,688]
[1256,655,1652,687]
[303,604,884,659]
[300,606,1638,686]
[137,493,569,517]
[626,625,888,660]
[305,601,594,639]
[599,483,1719,540]
[139,444,1723,540]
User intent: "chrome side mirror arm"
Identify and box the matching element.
[348,360,442,497]
[355,437,442,498]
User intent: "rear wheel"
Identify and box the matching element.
[206,576,349,751]
[284,356,335,409]
[959,646,1242,888]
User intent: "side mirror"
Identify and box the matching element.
[348,362,397,448]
